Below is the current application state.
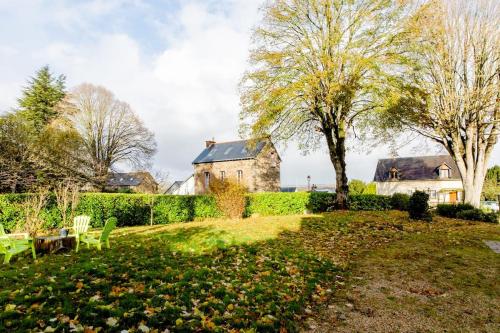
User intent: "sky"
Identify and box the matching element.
[0,0,498,186]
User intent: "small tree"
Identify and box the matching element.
[482,166,500,201]
[209,177,247,219]
[54,180,80,227]
[21,188,49,237]
[348,179,367,195]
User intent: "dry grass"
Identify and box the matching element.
[304,213,500,332]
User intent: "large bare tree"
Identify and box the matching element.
[240,0,407,208]
[381,0,499,207]
[68,84,157,186]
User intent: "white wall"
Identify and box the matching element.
[172,175,195,195]
[376,180,464,204]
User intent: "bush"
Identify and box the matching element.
[436,203,475,218]
[209,178,247,219]
[390,193,410,211]
[408,191,432,221]
[456,209,499,223]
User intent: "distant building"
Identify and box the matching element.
[374,155,464,204]
[165,174,195,195]
[106,172,158,194]
[281,184,336,193]
[192,138,281,194]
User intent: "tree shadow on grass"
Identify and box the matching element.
[0,213,360,332]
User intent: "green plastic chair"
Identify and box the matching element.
[72,215,90,252]
[81,217,117,251]
[0,223,30,240]
[0,224,36,264]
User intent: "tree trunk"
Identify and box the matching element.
[447,135,490,208]
[324,127,349,209]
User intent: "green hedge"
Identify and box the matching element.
[437,203,498,223]
[0,192,394,230]
[436,203,475,218]
[456,209,498,223]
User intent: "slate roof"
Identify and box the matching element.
[373,155,461,182]
[107,172,156,187]
[165,181,183,194]
[192,139,269,164]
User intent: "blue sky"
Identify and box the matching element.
[0,0,498,186]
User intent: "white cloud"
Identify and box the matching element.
[0,0,498,186]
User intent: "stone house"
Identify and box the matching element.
[192,139,281,194]
[106,172,158,194]
[374,155,464,204]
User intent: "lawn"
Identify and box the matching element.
[0,212,499,332]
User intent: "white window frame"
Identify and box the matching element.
[439,169,450,179]
[237,170,243,183]
[220,171,225,181]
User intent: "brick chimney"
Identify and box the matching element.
[205,139,216,148]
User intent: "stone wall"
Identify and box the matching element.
[193,147,280,194]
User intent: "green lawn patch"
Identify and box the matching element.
[1,212,498,332]
[0,215,337,332]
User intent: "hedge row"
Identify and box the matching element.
[0,192,394,231]
[436,203,499,223]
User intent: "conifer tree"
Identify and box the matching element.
[18,65,66,130]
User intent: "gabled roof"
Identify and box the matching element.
[107,172,157,187]
[192,139,271,164]
[165,174,194,194]
[373,155,461,181]
[165,181,183,194]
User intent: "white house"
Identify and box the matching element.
[165,174,195,195]
[374,155,464,205]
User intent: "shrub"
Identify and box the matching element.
[408,191,432,221]
[391,193,410,211]
[436,203,475,218]
[21,188,50,236]
[456,209,499,223]
[209,178,247,219]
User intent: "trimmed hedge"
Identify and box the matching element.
[390,193,410,211]
[436,203,475,218]
[437,203,498,223]
[0,192,395,230]
[456,209,498,223]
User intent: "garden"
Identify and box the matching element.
[1,190,499,332]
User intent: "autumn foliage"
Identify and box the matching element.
[209,176,247,219]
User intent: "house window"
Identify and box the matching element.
[204,172,210,188]
[439,168,450,178]
[220,171,225,181]
[428,190,437,199]
[237,170,243,183]
[389,167,399,180]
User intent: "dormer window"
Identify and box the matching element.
[438,163,451,179]
[389,167,399,180]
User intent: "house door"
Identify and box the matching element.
[449,191,457,204]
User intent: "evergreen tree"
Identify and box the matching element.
[18,65,66,130]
